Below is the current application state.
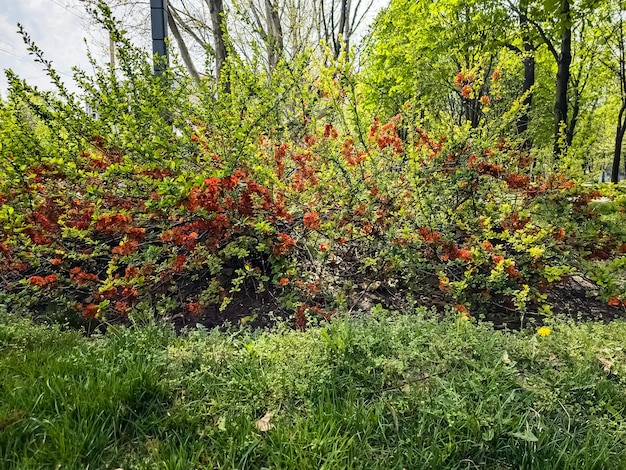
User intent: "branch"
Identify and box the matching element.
[167,5,201,83]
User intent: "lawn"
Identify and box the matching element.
[1,310,626,469]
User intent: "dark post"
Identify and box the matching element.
[150,0,169,76]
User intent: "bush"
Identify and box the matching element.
[1,8,625,329]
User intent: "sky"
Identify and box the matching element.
[0,0,385,98]
[0,0,93,97]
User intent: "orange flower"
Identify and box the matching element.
[187,302,202,316]
[50,258,63,265]
[454,72,465,87]
[455,304,469,313]
[506,173,530,189]
[303,211,321,230]
[273,233,296,256]
[295,305,307,331]
[82,303,99,319]
[480,95,491,106]
[112,240,139,256]
[608,296,621,306]
[28,276,46,287]
[125,266,140,278]
[279,277,290,286]
[461,85,473,99]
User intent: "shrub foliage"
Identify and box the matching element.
[1,12,625,328]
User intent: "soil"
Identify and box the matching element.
[161,274,625,334]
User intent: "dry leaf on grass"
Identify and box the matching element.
[255,412,274,432]
[598,357,613,373]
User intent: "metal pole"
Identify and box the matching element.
[150,0,169,76]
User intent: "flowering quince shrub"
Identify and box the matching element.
[260,115,626,324]
[1,15,625,329]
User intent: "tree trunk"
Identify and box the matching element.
[516,0,534,144]
[207,0,229,90]
[264,0,284,72]
[612,104,626,183]
[553,0,572,157]
[166,7,201,83]
[336,0,351,57]
[566,84,579,147]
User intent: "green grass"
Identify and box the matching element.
[1,310,626,469]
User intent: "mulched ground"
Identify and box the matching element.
[160,275,626,334]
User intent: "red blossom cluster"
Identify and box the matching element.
[28,274,58,287]
[273,233,296,256]
[324,123,339,139]
[290,152,319,191]
[341,138,366,166]
[370,117,403,153]
[418,227,442,243]
[65,200,94,230]
[475,161,506,177]
[81,303,99,319]
[506,173,530,189]
[112,240,139,256]
[70,267,99,285]
[303,211,321,230]
[501,213,530,231]
[415,127,444,156]
[608,296,626,307]
[94,213,132,233]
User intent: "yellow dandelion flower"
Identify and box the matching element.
[537,326,551,337]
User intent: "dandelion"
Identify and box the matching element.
[537,326,551,337]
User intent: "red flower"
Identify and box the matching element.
[458,249,472,261]
[273,233,296,256]
[125,266,140,279]
[82,303,99,319]
[454,72,464,87]
[28,276,46,287]
[70,268,99,285]
[418,227,441,243]
[172,255,186,273]
[324,123,338,139]
[295,305,307,331]
[506,173,530,189]
[303,211,321,230]
[461,85,473,99]
[455,304,470,314]
[187,302,202,316]
[608,296,621,306]
[112,240,139,256]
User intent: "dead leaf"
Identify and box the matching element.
[255,412,274,432]
[599,357,613,373]
[502,351,511,365]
